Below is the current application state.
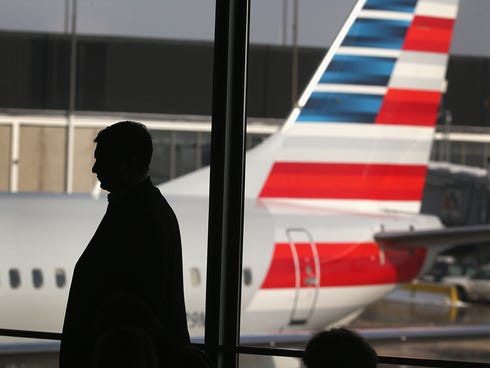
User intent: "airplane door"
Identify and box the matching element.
[287,228,320,325]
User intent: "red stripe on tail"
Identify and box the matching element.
[259,162,427,201]
[403,16,455,53]
[375,89,441,126]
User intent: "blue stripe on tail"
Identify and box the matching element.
[297,93,383,123]
[343,18,410,49]
[320,55,396,86]
[364,0,417,13]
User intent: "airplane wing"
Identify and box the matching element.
[374,224,490,249]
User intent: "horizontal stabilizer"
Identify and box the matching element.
[375,224,490,249]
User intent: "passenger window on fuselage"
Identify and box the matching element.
[55,268,66,288]
[243,267,252,286]
[32,269,43,288]
[9,269,21,289]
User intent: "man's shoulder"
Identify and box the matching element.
[144,186,178,219]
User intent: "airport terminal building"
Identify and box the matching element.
[0,31,490,194]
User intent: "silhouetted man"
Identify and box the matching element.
[60,121,190,368]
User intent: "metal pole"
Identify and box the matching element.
[65,0,77,193]
[205,0,250,367]
[291,0,298,107]
[169,131,176,179]
[282,0,288,45]
[444,110,452,162]
[64,0,70,33]
[9,121,19,193]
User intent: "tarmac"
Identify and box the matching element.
[351,285,490,366]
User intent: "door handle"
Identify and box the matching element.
[304,277,317,285]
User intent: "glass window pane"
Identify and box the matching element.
[9,269,21,289]
[1,0,490,366]
[32,269,44,289]
[55,268,67,289]
[18,126,67,192]
[175,132,199,178]
[0,1,214,355]
[149,130,172,184]
[241,0,490,366]
[198,132,212,168]
[461,142,486,168]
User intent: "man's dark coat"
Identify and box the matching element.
[60,178,190,368]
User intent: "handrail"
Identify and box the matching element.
[235,346,490,368]
[379,356,490,368]
[0,328,61,340]
[1,329,489,368]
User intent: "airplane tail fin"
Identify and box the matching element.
[248,0,459,213]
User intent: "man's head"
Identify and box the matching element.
[303,328,377,368]
[92,121,153,193]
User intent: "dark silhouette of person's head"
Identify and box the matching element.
[303,328,377,368]
[92,121,153,193]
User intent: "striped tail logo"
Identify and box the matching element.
[257,0,459,213]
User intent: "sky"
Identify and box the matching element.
[0,0,489,57]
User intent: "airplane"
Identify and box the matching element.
[1,0,489,356]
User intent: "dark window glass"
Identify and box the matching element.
[175,132,199,178]
[55,268,66,288]
[9,269,21,289]
[243,268,253,286]
[32,269,43,288]
[149,130,172,184]
[198,132,211,168]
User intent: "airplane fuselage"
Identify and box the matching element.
[0,192,442,339]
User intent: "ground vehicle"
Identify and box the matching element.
[443,265,490,301]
